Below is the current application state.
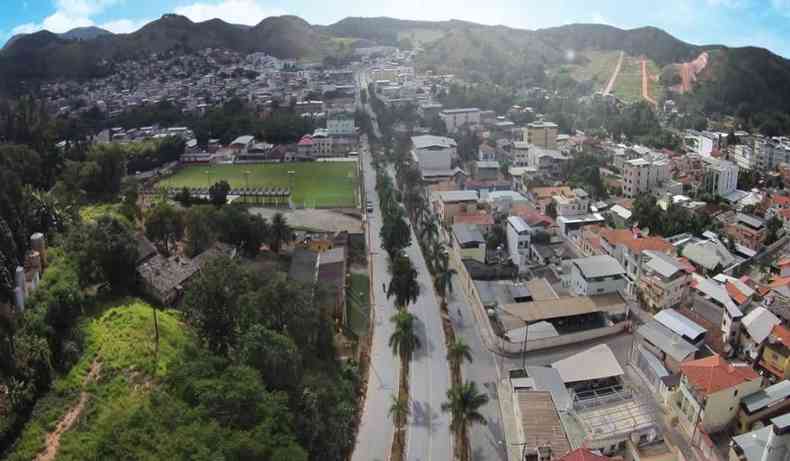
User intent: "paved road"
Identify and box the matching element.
[351,141,398,461]
[447,276,508,461]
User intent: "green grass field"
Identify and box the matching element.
[564,49,623,87]
[158,162,358,208]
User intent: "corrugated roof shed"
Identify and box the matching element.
[516,390,571,457]
[741,380,790,413]
[571,255,625,279]
[654,309,707,343]
[636,321,698,362]
[552,344,624,383]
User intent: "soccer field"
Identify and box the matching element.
[158,162,358,208]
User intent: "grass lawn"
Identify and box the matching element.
[7,299,193,461]
[612,55,643,103]
[347,273,371,337]
[158,162,358,208]
[564,49,623,89]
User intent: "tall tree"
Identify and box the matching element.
[387,255,420,309]
[434,264,458,308]
[446,338,473,377]
[209,180,231,208]
[269,213,293,254]
[145,202,185,255]
[184,206,217,257]
[182,256,248,357]
[441,381,489,461]
[389,310,421,363]
[388,393,410,452]
[67,215,139,292]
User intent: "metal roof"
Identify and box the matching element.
[507,216,530,234]
[654,309,707,342]
[732,427,774,461]
[432,190,478,203]
[507,321,559,342]
[551,344,624,384]
[772,412,790,430]
[571,255,625,279]
[742,306,781,344]
[736,213,766,229]
[635,321,698,362]
[451,224,485,245]
[643,251,685,279]
[412,134,456,150]
[526,366,572,412]
[742,380,790,413]
[503,297,601,324]
[692,274,743,319]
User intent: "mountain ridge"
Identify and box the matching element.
[1,15,789,114]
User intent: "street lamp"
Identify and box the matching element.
[288,171,295,208]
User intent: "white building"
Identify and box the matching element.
[327,114,355,136]
[439,108,480,133]
[553,188,589,218]
[639,251,693,311]
[512,141,530,167]
[684,131,717,157]
[622,157,671,198]
[411,135,457,172]
[563,255,627,296]
[506,216,532,273]
[703,158,739,197]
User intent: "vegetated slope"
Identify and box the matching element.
[322,16,456,45]
[0,14,328,92]
[5,300,194,460]
[58,27,113,41]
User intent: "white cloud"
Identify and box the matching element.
[9,0,127,36]
[99,18,150,34]
[174,0,286,26]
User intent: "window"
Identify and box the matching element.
[734,389,738,397]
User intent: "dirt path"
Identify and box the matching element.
[641,58,657,106]
[603,50,624,95]
[35,360,102,461]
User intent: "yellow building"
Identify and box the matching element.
[759,324,790,380]
[525,121,559,149]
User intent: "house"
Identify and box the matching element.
[759,324,790,381]
[229,135,255,153]
[736,380,790,433]
[439,108,480,133]
[432,190,479,224]
[451,224,486,263]
[639,251,694,311]
[563,255,627,296]
[671,355,761,436]
[136,242,235,305]
[326,113,355,136]
[598,227,673,295]
[508,166,538,192]
[553,188,590,218]
[411,135,456,172]
[741,307,782,361]
[730,414,790,461]
[473,161,500,181]
[654,309,707,346]
[525,121,559,149]
[512,141,531,167]
[690,274,744,345]
[633,320,698,375]
[682,239,736,274]
[528,146,569,178]
[727,213,767,252]
[453,213,494,234]
[557,214,607,239]
[507,216,532,273]
[317,246,348,324]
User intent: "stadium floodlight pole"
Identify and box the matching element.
[244,170,251,189]
[204,170,211,188]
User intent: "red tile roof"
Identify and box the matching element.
[770,324,790,348]
[599,227,672,255]
[772,194,790,207]
[726,282,748,305]
[680,355,759,396]
[558,448,612,461]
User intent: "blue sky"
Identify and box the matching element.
[3,0,790,57]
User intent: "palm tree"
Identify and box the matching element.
[446,338,473,376]
[420,217,440,245]
[442,381,489,461]
[435,263,458,305]
[387,255,420,309]
[389,310,421,360]
[388,393,410,450]
[269,212,292,253]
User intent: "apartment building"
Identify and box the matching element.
[598,228,673,294]
[525,121,559,149]
[439,108,480,133]
[506,216,532,273]
[553,188,590,217]
[639,251,694,311]
[622,157,671,198]
[703,158,739,197]
[563,255,627,296]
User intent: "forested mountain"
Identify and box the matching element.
[3,14,790,115]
